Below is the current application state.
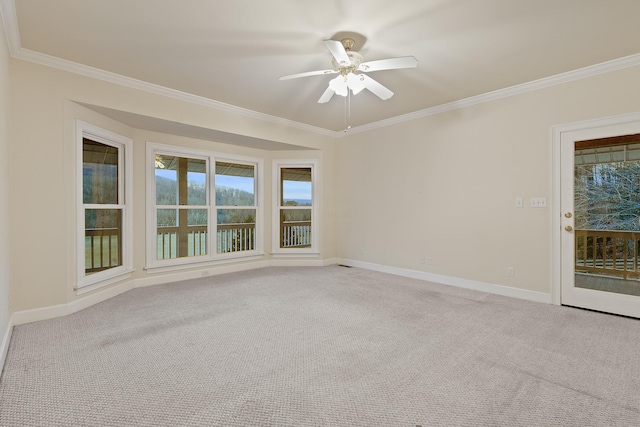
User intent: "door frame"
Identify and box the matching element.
[552,111,640,310]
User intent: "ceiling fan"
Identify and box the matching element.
[279,38,418,104]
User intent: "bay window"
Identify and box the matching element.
[147,143,262,270]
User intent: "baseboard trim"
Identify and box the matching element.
[10,257,550,327]
[0,314,14,374]
[13,280,134,326]
[338,258,552,304]
[134,260,270,288]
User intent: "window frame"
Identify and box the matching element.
[272,159,320,256]
[146,142,263,272]
[76,121,133,294]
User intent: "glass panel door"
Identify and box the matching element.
[560,121,640,318]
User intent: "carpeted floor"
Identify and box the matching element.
[1,266,640,426]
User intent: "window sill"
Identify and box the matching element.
[145,252,266,274]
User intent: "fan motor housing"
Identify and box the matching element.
[332,51,363,73]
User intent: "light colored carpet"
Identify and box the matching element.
[1,266,640,426]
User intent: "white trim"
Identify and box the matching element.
[13,279,134,325]
[144,253,265,274]
[338,258,552,304]
[0,0,20,56]
[0,314,13,374]
[269,258,326,267]
[272,159,320,255]
[1,0,638,137]
[551,111,640,313]
[341,53,640,136]
[322,257,340,266]
[10,256,552,326]
[76,121,133,293]
[270,252,321,258]
[146,142,264,270]
[75,270,133,295]
[136,260,270,288]
[4,43,335,137]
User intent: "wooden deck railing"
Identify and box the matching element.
[281,221,311,248]
[157,223,256,259]
[575,229,640,279]
[216,223,256,254]
[87,221,310,268]
[157,225,208,259]
[85,228,121,273]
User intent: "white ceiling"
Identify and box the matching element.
[6,0,640,132]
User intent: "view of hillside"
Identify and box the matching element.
[155,176,256,226]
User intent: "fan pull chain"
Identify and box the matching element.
[344,89,352,132]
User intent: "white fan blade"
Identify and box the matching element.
[359,56,418,72]
[361,74,394,100]
[317,86,335,104]
[279,69,337,80]
[323,40,351,66]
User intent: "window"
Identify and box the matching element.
[215,161,257,254]
[77,122,133,293]
[147,143,262,270]
[155,154,209,260]
[272,160,319,255]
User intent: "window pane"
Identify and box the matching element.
[155,165,177,205]
[85,208,122,274]
[188,158,207,205]
[216,161,255,206]
[280,209,311,248]
[83,139,118,204]
[155,155,206,206]
[156,208,208,260]
[281,168,311,206]
[217,209,256,253]
[157,209,177,227]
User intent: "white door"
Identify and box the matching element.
[560,117,640,318]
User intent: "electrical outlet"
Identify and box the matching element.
[420,257,426,264]
[530,197,547,208]
[515,197,523,208]
[506,267,514,277]
[426,257,433,265]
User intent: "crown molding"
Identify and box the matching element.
[342,52,640,136]
[0,0,335,138]
[2,0,639,139]
[0,0,19,56]
[12,47,338,137]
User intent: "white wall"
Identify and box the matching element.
[337,64,640,295]
[0,15,12,363]
[10,59,336,314]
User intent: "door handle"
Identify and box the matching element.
[565,225,573,232]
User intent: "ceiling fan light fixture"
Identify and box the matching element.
[329,75,348,97]
[347,73,365,95]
